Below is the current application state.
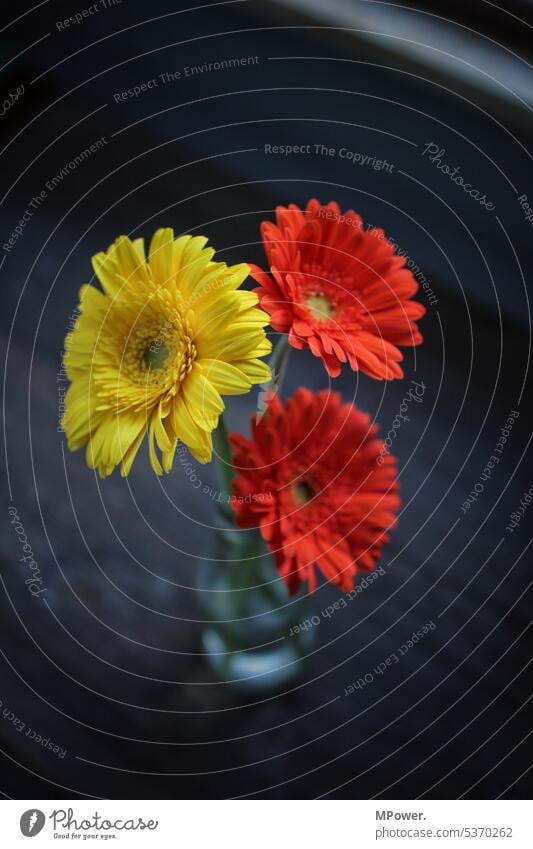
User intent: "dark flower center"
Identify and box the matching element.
[292,479,314,505]
[143,342,169,370]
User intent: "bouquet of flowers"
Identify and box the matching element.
[61,199,425,691]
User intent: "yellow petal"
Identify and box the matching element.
[217,262,250,290]
[153,402,172,453]
[192,292,241,338]
[121,426,147,476]
[161,418,178,473]
[131,238,146,263]
[197,328,271,361]
[187,262,231,305]
[182,363,224,430]
[91,252,123,297]
[87,410,147,475]
[231,358,272,385]
[172,235,192,275]
[170,397,212,462]
[149,228,175,286]
[62,377,102,449]
[178,243,215,299]
[197,359,252,395]
[236,290,260,312]
[111,235,150,285]
[148,418,163,475]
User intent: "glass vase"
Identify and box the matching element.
[197,512,313,694]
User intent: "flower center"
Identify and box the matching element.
[93,294,199,414]
[305,293,334,322]
[143,342,169,370]
[292,479,314,506]
[123,316,196,389]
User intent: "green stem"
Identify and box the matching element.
[268,334,291,398]
[212,413,234,521]
[213,336,291,523]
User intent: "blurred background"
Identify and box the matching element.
[1,0,532,799]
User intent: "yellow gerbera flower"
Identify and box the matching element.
[62,228,271,477]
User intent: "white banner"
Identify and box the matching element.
[0,800,530,847]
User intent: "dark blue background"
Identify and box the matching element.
[1,0,532,799]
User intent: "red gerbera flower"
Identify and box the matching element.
[250,199,425,379]
[229,388,401,594]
